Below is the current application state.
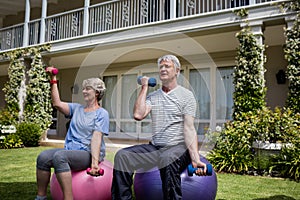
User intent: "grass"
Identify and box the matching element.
[0,147,299,200]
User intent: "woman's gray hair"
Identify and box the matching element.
[82,78,106,101]
[157,55,181,70]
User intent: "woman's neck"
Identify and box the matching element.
[85,102,99,111]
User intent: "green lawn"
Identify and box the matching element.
[0,147,299,200]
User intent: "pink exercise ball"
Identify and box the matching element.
[50,159,113,200]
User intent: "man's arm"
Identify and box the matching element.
[133,77,151,121]
[184,115,207,175]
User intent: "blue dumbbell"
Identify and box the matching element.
[137,76,157,87]
[187,163,213,176]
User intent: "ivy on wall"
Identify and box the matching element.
[284,2,300,113]
[0,44,52,132]
[1,50,25,121]
[232,18,267,120]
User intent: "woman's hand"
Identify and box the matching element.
[87,163,103,177]
[46,66,58,75]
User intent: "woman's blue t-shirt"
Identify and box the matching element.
[64,103,109,160]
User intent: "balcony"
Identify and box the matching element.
[0,0,281,52]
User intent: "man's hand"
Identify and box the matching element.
[192,161,207,176]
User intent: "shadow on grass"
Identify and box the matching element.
[0,182,52,200]
[253,195,296,200]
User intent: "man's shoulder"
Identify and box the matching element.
[175,85,194,95]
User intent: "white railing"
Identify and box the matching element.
[29,19,41,45]
[177,0,278,17]
[0,0,281,51]
[45,8,84,42]
[0,24,23,50]
[89,0,165,33]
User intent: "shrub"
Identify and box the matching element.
[0,108,18,126]
[0,108,22,149]
[15,122,42,147]
[208,108,300,180]
[0,134,23,149]
[207,119,254,174]
[269,112,300,181]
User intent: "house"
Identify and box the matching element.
[0,0,296,143]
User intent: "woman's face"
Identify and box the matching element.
[82,86,97,103]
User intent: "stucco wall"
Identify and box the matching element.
[265,45,289,109]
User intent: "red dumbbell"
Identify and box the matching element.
[46,67,59,75]
[86,168,104,176]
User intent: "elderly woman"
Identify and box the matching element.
[35,67,109,200]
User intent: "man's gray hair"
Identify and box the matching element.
[157,55,181,70]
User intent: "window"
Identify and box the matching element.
[216,67,234,120]
[102,75,117,132]
[189,68,211,135]
[102,66,234,139]
[189,68,211,120]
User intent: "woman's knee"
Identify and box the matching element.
[52,151,69,166]
[36,150,53,171]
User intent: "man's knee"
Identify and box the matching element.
[114,149,130,164]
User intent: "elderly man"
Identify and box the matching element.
[111,55,206,200]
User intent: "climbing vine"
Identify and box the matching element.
[1,50,26,124]
[232,11,267,120]
[0,44,52,131]
[284,1,300,113]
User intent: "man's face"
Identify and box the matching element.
[159,60,178,82]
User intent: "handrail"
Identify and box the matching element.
[0,0,285,51]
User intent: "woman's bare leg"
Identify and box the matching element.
[56,171,73,200]
[36,169,51,196]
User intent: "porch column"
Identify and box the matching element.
[40,0,48,43]
[83,0,90,35]
[23,0,30,47]
[248,21,264,46]
[244,20,265,86]
[285,15,296,30]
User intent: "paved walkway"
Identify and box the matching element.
[40,138,209,156]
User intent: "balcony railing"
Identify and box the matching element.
[0,0,279,51]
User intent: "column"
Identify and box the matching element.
[247,21,265,86]
[83,0,90,35]
[40,0,47,43]
[285,15,296,30]
[23,0,30,47]
[248,21,264,46]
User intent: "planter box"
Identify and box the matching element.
[252,141,282,171]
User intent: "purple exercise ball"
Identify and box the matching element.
[134,156,218,200]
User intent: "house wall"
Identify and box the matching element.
[48,67,78,139]
[265,45,289,109]
[0,75,8,109]
[0,45,290,139]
